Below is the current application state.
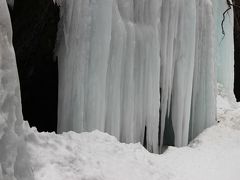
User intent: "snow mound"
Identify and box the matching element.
[0,0,33,179]
[26,93,240,180]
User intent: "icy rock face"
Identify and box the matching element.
[213,0,234,98]
[56,0,232,152]
[0,0,33,179]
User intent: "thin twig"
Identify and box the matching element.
[222,0,240,36]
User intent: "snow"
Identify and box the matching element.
[0,0,33,179]
[25,88,240,180]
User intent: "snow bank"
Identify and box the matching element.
[26,95,240,180]
[0,0,32,179]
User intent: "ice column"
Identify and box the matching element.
[159,0,197,147]
[57,0,161,152]
[190,0,216,141]
[0,0,33,179]
[56,0,231,152]
[57,0,113,133]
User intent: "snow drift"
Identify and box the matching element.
[0,0,33,179]
[25,84,240,180]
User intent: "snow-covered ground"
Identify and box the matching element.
[24,86,240,180]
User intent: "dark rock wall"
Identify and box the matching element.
[234,1,240,101]
[9,0,59,132]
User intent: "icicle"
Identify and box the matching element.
[190,0,216,141]
[56,0,233,153]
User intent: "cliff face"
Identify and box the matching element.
[9,0,59,132]
[234,1,240,101]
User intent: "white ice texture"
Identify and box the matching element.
[0,0,33,179]
[56,0,233,153]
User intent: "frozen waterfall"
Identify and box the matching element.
[56,0,234,153]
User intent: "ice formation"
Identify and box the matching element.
[0,0,32,179]
[56,0,233,152]
[189,0,216,142]
[57,0,160,152]
[213,0,234,98]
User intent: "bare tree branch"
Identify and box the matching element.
[222,0,240,36]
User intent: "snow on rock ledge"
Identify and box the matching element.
[0,0,32,179]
